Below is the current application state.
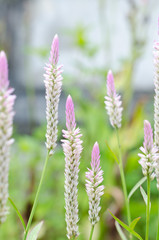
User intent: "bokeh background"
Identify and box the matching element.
[0,0,159,239]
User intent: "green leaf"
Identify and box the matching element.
[108,210,143,240]
[140,186,151,210]
[128,177,147,200]
[105,140,119,164]
[27,221,43,240]
[8,197,26,230]
[140,186,147,205]
[115,221,128,240]
[130,217,141,230]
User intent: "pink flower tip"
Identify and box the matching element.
[107,70,116,97]
[66,95,76,131]
[144,120,153,152]
[0,51,9,89]
[91,142,100,170]
[50,34,59,65]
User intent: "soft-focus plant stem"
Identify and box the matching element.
[23,150,50,240]
[89,225,94,240]
[156,191,159,240]
[146,174,150,240]
[115,128,131,227]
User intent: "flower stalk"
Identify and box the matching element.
[105,70,131,226]
[89,225,95,240]
[138,120,158,240]
[24,34,62,239]
[146,174,150,240]
[116,128,131,226]
[23,151,50,240]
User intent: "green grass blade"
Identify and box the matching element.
[140,186,151,210]
[8,197,26,230]
[128,177,147,200]
[115,221,128,240]
[130,217,141,230]
[140,186,147,205]
[108,210,143,240]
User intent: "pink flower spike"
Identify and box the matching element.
[91,142,100,170]
[66,95,76,131]
[85,142,104,226]
[0,51,9,89]
[0,50,15,223]
[143,120,153,152]
[138,120,158,180]
[62,97,82,239]
[107,70,116,97]
[44,35,63,155]
[105,70,123,128]
[49,34,59,65]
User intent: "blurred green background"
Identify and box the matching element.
[0,0,159,239]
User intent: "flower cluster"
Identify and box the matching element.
[153,36,159,189]
[85,142,104,226]
[104,70,123,128]
[62,95,83,239]
[0,51,16,223]
[44,34,63,155]
[154,39,159,147]
[138,120,158,180]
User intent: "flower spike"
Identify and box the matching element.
[138,120,158,180]
[44,34,63,155]
[153,20,159,189]
[62,95,83,239]
[0,51,16,223]
[105,70,123,128]
[86,142,104,226]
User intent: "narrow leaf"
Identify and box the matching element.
[128,177,147,200]
[140,186,147,205]
[105,140,119,164]
[140,187,151,210]
[27,221,43,240]
[108,210,143,240]
[130,217,141,230]
[8,197,26,230]
[115,221,128,240]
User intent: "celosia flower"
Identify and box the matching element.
[0,51,16,223]
[85,142,104,226]
[138,120,158,180]
[104,70,123,128]
[154,22,159,189]
[44,34,63,155]
[62,95,83,239]
[154,34,159,147]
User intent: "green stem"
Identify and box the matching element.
[146,174,150,240]
[115,129,131,226]
[23,151,50,240]
[156,191,159,240]
[89,225,95,240]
